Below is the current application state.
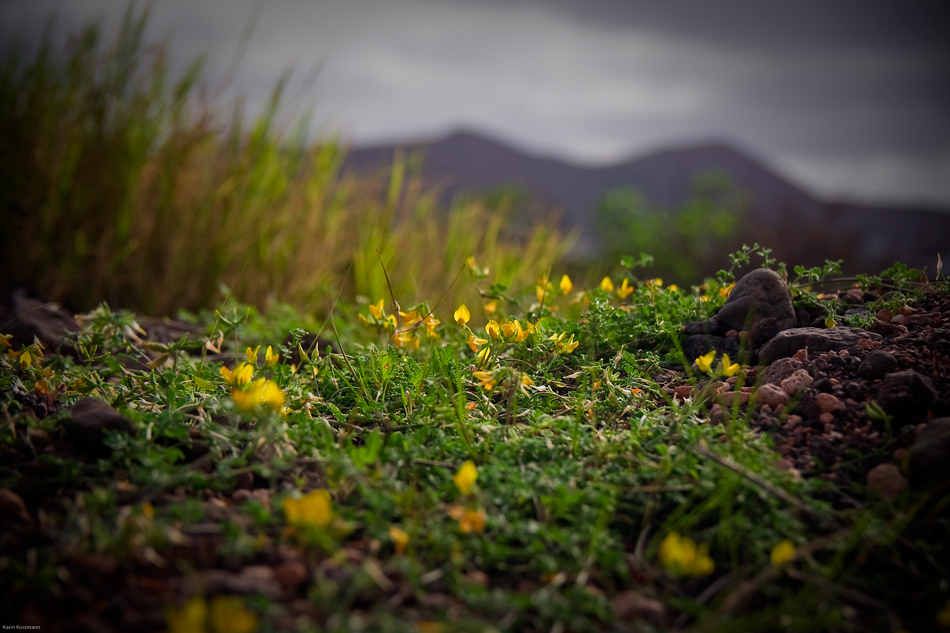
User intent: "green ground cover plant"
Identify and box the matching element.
[2,8,950,633]
[2,251,949,632]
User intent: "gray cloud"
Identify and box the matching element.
[1,0,948,204]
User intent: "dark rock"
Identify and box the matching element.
[611,590,666,624]
[866,463,908,499]
[682,335,727,361]
[856,350,899,380]
[812,377,833,393]
[928,328,950,352]
[712,269,796,334]
[907,418,950,488]
[1,290,79,353]
[749,317,781,349]
[793,394,822,421]
[64,398,136,457]
[758,327,881,364]
[761,357,803,385]
[875,371,937,422]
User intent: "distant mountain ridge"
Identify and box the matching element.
[341,130,950,272]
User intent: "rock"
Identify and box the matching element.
[866,463,909,499]
[611,590,666,624]
[274,560,309,589]
[907,419,950,488]
[0,488,29,519]
[749,317,782,349]
[876,371,937,422]
[673,385,693,401]
[756,384,790,408]
[64,398,136,456]
[780,369,814,396]
[868,321,907,338]
[761,357,803,385]
[712,269,797,334]
[1,290,79,352]
[815,393,843,414]
[856,350,899,380]
[682,335,726,360]
[758,327,881,364]
[231,489,252,503]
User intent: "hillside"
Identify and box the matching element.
[342,131,950,272]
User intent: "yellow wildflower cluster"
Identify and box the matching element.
[231,378,285,412]
[658,532,714,576]
[695,351,740,378]
[547,331,579,355]
[770,539,796,566]
[392,307,440,350]
[4,337,44,371]
[453,460,478,494]
[283,489,335,529]
[358,299,398,331]
[389,525,410,554]
[536,274,553,303]
[243,345,279,368]
[166,595,257,633]
[448,505,487,533]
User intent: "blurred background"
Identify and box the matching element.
[1,0,948,316]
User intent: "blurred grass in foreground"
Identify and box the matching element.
[0,7,573,316]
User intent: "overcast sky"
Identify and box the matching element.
[2,0,949,205]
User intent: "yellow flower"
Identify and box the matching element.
[560,334,579,354]
[283,489,334,528]
[447,505,487,533]
[719,282,736,298]
[0,334,12,348]
[648,277,663,288]
[19,350,32,370]
[658,532,714,577]
[600,277,614,293]
[220,362,254,386]
[369,299,385,319]
[559,274,573,295]
[770,539,796,566]
[424,315,440,337]
[476,347,491,363]
[536,275,552,302]
[399,309,421,325]
[483,300,498,314]
[467,333,488,353]
[245,345,260,366]
[454,304,470,326]
[668,284,679,292]
[516,320,534,343]
[264,346,279,368]
[472,370,496,390]
[390,526,409,555]
[393,331,420,350]
[232,378,285,412]
[166,596,208,633]
[357,313,372,327]
[453,460,478,494]
[720,354,740,377]
[500,319,522,341]
[824,317,836,328]
[485,320,501,340]
[696,351,716,376]
[208,595,258,633]
[617,278,634,299]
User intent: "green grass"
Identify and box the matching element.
[2,254,948,632]
[0,6,572,316]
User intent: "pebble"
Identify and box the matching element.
[756,383,790,408]
[819,412,834,424]
[231,489,252,503]
[866,463,908,500]
[274,560,310,589]
[781,369,813,396]
[816,393,843,413]
[673,385,693,400]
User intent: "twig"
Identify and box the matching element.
[413,458,455,469]
[691,444,833,521]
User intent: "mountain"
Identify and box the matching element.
[341,130,950,273]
